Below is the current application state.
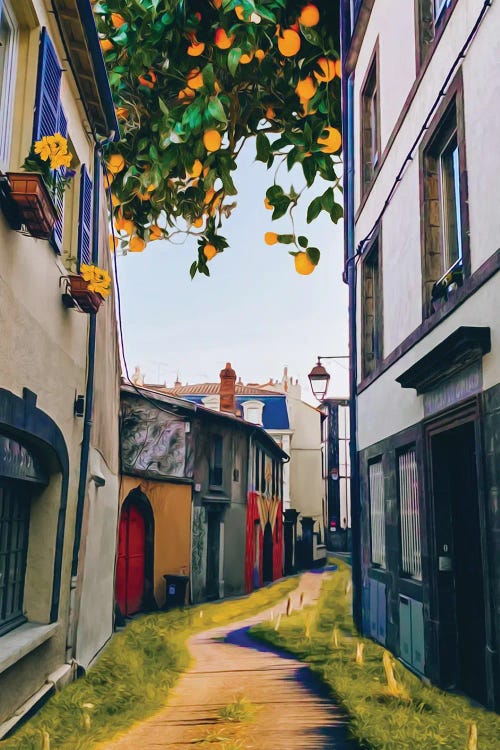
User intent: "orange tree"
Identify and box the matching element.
[94,0,342,275]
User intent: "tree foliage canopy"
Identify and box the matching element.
[94,0,342,275]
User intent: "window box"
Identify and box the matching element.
[6,172,57,239]
[62,275,104,314]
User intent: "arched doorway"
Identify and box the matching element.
[263,522,274,583]
[115,490,154,616]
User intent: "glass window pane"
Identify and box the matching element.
[439,136,462,270]
[0,486,29,629]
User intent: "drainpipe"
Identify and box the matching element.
[66,141,106,662]
[341,0,363,632]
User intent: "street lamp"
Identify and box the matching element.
[308,355,349,401]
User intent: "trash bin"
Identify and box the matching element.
[163,574,189,609]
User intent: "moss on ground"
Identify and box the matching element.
[1,578,297,750]
[250,561,500,750]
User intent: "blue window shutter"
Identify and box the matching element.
[77,166,93,270]
[33,28,62,140]
[50,106,67,254]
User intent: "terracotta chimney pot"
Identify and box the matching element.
[220,362,236,413]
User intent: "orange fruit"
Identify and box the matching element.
[335,59,342,78]
[317,126,342,153]
[314,57,336,83]
[299,4,320,27]
[295,76,317,101]
[192,217,204,228]
[103,172,114,189]
[178,87,195,100]
[109,233,119,251]
[129,235,146,253]
[107,154,125,174]
[110,193,120,207]
[214,28,234,49]
[266,106,276,120]
[115,215,135,235]
[149,225,162,241]
[111,12,126,28]
[264,197,273,210]
[294,252,316,275]
[240,51,254,64]
[255,49,265,62]
[203,129,221,152]
[235,5,245,20]
[265,232,278,245]
[187,69,204,89]
[187,40,205,56]
[203,243,217,260]
[187,159,203,178]
[116,106,129,120]
[277,29,301,57]
[212,0,222,7]
[100,39,114,52]
[204,187,215,205]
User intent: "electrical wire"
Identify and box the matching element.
[348,0,493,267]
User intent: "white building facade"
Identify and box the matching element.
[343,0,500,710]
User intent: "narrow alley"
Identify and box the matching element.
[102,572,356,750]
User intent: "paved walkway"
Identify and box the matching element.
[102,572,357,749]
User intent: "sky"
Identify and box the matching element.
[114,142,349,405]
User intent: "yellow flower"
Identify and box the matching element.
[50,152,72,170]
[80,264,112,298]
[34,136,52,162]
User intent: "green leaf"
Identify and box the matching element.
[202,64,215,89]
[227,48,242,76]
[298,235,308,248]
[307,196,323,224]
[330,202,343,224]
[302,157,316,187]
[256,133,271,162]
[299,24,322,47]
[207,97,227,124]
[272,196,291,220]
[307,247,320,265]
[321,187,335,212]
[277,233,295,245]
[266,185,284,201]
[158,98,169,116]
[190,261,198,279]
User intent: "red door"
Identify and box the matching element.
[116,503,146,616]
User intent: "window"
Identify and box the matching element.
[77,165,93,268]
[0,0,19,170]
[421,92,468,315]
[417,0,457,68]
[0,485,30,635]
[398,447,422,580]
[360,49,380,194]
[209,435,223,488]
[369,459,385,568]
[242,400,264,425]
[362,236,383,377]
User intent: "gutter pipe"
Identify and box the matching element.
[341,0,363,632]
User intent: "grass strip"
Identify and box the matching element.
[1,577,297,750]
[250,561,500,750]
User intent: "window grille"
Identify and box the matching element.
[398,447,422,580]
[369,459,385,567]
[0,485,29,634]
[209,435,223,488]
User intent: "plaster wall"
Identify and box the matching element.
[119,476,192,607]
[222,501,247,597]
[0,0,113,722]
[287,399,323,521]
[357,274,500,450]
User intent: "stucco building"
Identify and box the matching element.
[118,381,286,611]
[342,0,500,709]
[0,0,119,733]
[146,365,325,536]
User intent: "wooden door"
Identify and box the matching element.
[116,502,146,616]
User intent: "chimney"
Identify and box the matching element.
[220,362,236,413]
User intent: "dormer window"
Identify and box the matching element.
[242,400,265,425]
[201,395,220,411]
